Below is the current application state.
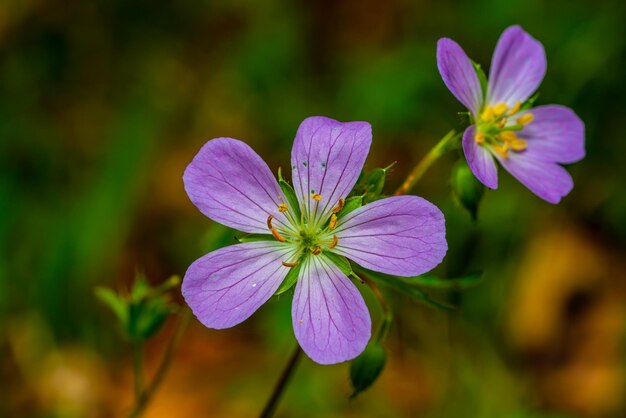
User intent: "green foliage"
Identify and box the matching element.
[278,167,302,222]
[471,59,489,96]
[95,273,180,342]
[336,195,364,218]
[275,262,303,296]
[349,342,387,398]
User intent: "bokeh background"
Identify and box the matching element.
[2,0,626,417]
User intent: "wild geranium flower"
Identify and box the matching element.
[437,25,585,203]
[182,116,447,364]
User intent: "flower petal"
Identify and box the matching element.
[517,105,585,164]
[291,116,371,226]
[292,255,371,364]
[332,196,447,277]
[496,152,574,204]
[462,125,498,189]
[182,242,296,329]
[487,25,546,107]
[184,137,290,234]
[437,38,484,114]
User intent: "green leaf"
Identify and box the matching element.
[471,59,488,96]
[136,297,178,340]
[364,270,457,312]
[323,252,352,276]
[278,167,302,221]
[403,272,483,289]
[275,260,303,295]
[235,233,276,243]
[350,342,387,398]
[337,195,363,218]
[95,287,128,326]
[521,93,539,111]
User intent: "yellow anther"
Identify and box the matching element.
[311,246,322,255]
[311,193,322,201]
[493,143,509,159]
[282,260,300,268]
[497,117,507,128]
[509,138,528,151]
[493,103,508,116]
[328,213,338,230]
[278,203,288,213]
[508,101,521,115]
[481,106,494,123]
[517,113,534,125]
[474,131,485,144]
[328,234,338,250]
[499,131,519,143]
[332,198,345,214]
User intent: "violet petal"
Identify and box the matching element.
[437,38,484,114]
[462,125,498,189]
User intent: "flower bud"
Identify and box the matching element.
[451,160,484,220]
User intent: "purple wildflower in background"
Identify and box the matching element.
[437,25,585,203]
[182,116,447,364]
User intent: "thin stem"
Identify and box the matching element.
[132,341,143,403]
[394,130,461,196]
[258,344,302,418]
[129,306,192,418]
[361,274,392,341]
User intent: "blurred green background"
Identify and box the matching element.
[2,0,626,417]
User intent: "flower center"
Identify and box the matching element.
[474,101,533,159]
[268,195,343,267]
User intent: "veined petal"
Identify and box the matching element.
[292,255,371,364]
[291,117,371,227]
[184,137,290,234]
[487,25,546,107]
[496,151,574,204]
[437,38,484,114]
[332,196,447,277]
[463,125,498,189]
[182,242,296,329]
[517,105,585,164]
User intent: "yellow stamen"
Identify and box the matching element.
[509,138,528,151]
[332,198,345,214]
[267,214,274,230]
[517,113,534,125]
[329,213,338,230]
[311,193,322,201]
[328,234,338,250]
[475,131,485,144]
[493,102,508,116]
[508,101,521,115]
[278,203,288,213]
[497,117,507,128]
[499,131,519,143]
[281,260,299,268]
[481,106,494,123]
[311,246,322,255]
[493,143,509,159]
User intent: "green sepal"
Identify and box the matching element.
[235,233,276,243]
[451,159,484,220]
[363,270,457,312]
[520,93,539,111]
[336,195,363,218]
[275,260,303,295]
[278,167,302,221]
[470,59,488,96]
[349,342,387,398]
[363,162,396,204]
[95,287,128,326]
[323,252,353,276]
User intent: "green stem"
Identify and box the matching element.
[258,344,302,418]
[129,307,192,418]
[132,341,143,403]
[394,130,461,196]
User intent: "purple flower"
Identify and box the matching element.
[182,116,447,364]
[437,25,585,203]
